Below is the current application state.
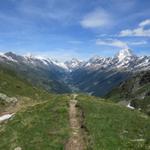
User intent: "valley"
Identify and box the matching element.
[0,49,150,97]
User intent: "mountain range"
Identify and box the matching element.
[0,49,150,96]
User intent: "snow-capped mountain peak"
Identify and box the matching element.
[115,49,134,62]
[27,55,69,69]
[0,52,18,62]
[65,58,83,70]
[0,50,149,72]
[89,56,105,63]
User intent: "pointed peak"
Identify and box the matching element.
[89,55,105,63]
[65,58,83,64]
[4,51,17,57]
[64,58,83,70]
[119,48,133,54]
[115,48,135,61]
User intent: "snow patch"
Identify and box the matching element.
[127,102,135,109]
[116,49,133,62]
[0,114,14,122]
[0,53,18,62]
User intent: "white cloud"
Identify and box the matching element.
[129,41,147,45]
[119,19,150,37]
[120,28,150,37]
[96,39,147,48]
[26,49,82,62]
[96,39,128,48]
[139,19,150,27]
[80,9,112,28]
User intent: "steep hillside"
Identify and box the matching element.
[70,69,131,96]
[0,65,71,149]
[0,52,71,94]
[106,71,150,115]
[0,65,55,113]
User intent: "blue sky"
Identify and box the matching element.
[0,0,150,60]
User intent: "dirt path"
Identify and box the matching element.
[65,94,86,150]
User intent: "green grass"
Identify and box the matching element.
[0,66,59,113]
[106,83,150,115]
[0,95,70,150]
[1,65,150,150]
[105,71,150,115]
[0,66,71,149]
[0,67,53,100]
[77,94,150,150]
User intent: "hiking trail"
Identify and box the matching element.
[65,94,86,150]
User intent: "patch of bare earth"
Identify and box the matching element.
[65,95,86,150]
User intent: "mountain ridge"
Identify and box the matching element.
[1,48,149,72]
[0,49,150,96]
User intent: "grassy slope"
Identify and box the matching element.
[0,95,70,150]
[1,66,150,150]
[106,71,150,115]
[0,66,53,99]
[0,66,57,113]
[77,95,150,150]
[0,66,71,150]
[0,60,71,94]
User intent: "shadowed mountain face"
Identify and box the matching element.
[67,49,150,96]
[106,71,150,115]
[70,69,131,96]
[0,52,71,94]
[0,49,150,96]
